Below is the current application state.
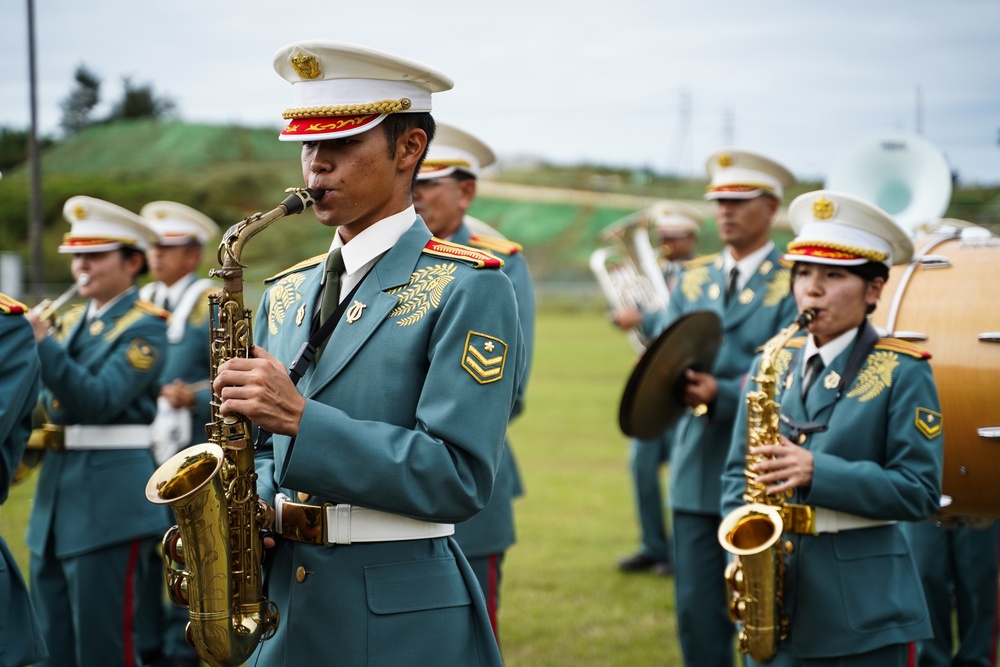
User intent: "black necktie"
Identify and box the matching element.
[725,267,740,305]
[802,354,825,397]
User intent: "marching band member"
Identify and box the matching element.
[24,196,169,667]
[134,201,219,667]
[614,201,705,578]
[0,292,48,667]
[721,190,943,667]
[414,122,536,639]
[212,40,524,666]
[658,149,799,667]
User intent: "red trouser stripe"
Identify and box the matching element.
[487,553,499,639]
[122,539,142,667]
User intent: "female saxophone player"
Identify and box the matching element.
[24,196,169,667]
[721,190,943,667]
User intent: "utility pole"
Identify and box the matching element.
[27,0,44,300]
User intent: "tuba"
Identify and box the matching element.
[145,187,323,667]
[589,209,670,352]
[717,309,814,664]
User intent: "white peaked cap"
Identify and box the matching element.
[704,148,796,200]
[59,196,158,254]
[140,201,219,247]
[274,40,453,142]
[418,122,496,180]
[785,190,913,267]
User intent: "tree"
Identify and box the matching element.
[59,65,101,135]
[109,77,176,121]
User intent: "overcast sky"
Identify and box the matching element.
[2,0,998,184]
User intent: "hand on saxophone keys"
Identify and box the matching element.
[749,437,815,495]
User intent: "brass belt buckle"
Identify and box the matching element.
[281,501,325,545]
[782,504,817,536]
[29,424,65,452]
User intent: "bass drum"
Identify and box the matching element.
[870,230,1000,519]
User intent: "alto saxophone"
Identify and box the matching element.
[145,187,323,667]
[717,309,814,664]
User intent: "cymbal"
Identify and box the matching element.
[619,310,723,439]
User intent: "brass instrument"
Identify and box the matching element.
[145,187,323,667]
[32,273,90,324]
[717,309,815,664]
[589,210,670,353]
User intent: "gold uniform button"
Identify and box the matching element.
[295,566,307,583]
[297,491,310,502]
[52,399,61,410]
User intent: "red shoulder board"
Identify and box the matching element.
[136,300,170,320]
[0,292,27,315]
[876,338,932,359]
[423,238,504,269]
[468,234,523,257]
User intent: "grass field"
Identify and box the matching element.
[0,305,686,666]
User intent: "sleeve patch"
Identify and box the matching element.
[126,338,158,372]
[915,407,943,440]
[462,332,507,384]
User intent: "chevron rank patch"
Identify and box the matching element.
[462,332,507,384]
[126,338,158,372]
[915,407,943,440]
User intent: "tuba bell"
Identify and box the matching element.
[589,208,670,352]
[825,130,952,236]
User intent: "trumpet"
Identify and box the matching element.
[32,274,91,324]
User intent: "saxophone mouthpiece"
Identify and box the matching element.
[797,309,816,328]
[279,187,326,216]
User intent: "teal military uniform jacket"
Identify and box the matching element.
[142,276,215,453]
[645,248,798,514]
[450,223,535,559]
[721,328,943,659]
[26,290,170,558]
[0,296,48,667]
[252,219,523,666]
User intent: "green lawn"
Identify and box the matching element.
[0,307,682,665]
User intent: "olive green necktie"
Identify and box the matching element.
[724,267,739,305]
[318,248,345,325]
[315,248,345,360]
[802,354,825,398]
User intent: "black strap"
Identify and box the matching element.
[288,276,368,387]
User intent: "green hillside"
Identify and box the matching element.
[1,119,997,301]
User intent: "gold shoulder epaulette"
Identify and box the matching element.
[876,338,932,359]
[265,254,326,284]
[137,300,170,320]
[423,237,504,269]
[468,234,523,257]
[682,253,718,270]
[0,292,27,315]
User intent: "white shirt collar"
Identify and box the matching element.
[722,241,774,291]
[803,326,858,374]
[158,273,196,309]
[87,286,137,320]
[325,205,416,301]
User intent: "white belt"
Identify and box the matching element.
[274,493,454,545]
[63,424,151,450]
[812,507,896,534]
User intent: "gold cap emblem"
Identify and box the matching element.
[813,197,835,220]
[291,51,322,80]
[717,153,734,168]
[73,204,88,220]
